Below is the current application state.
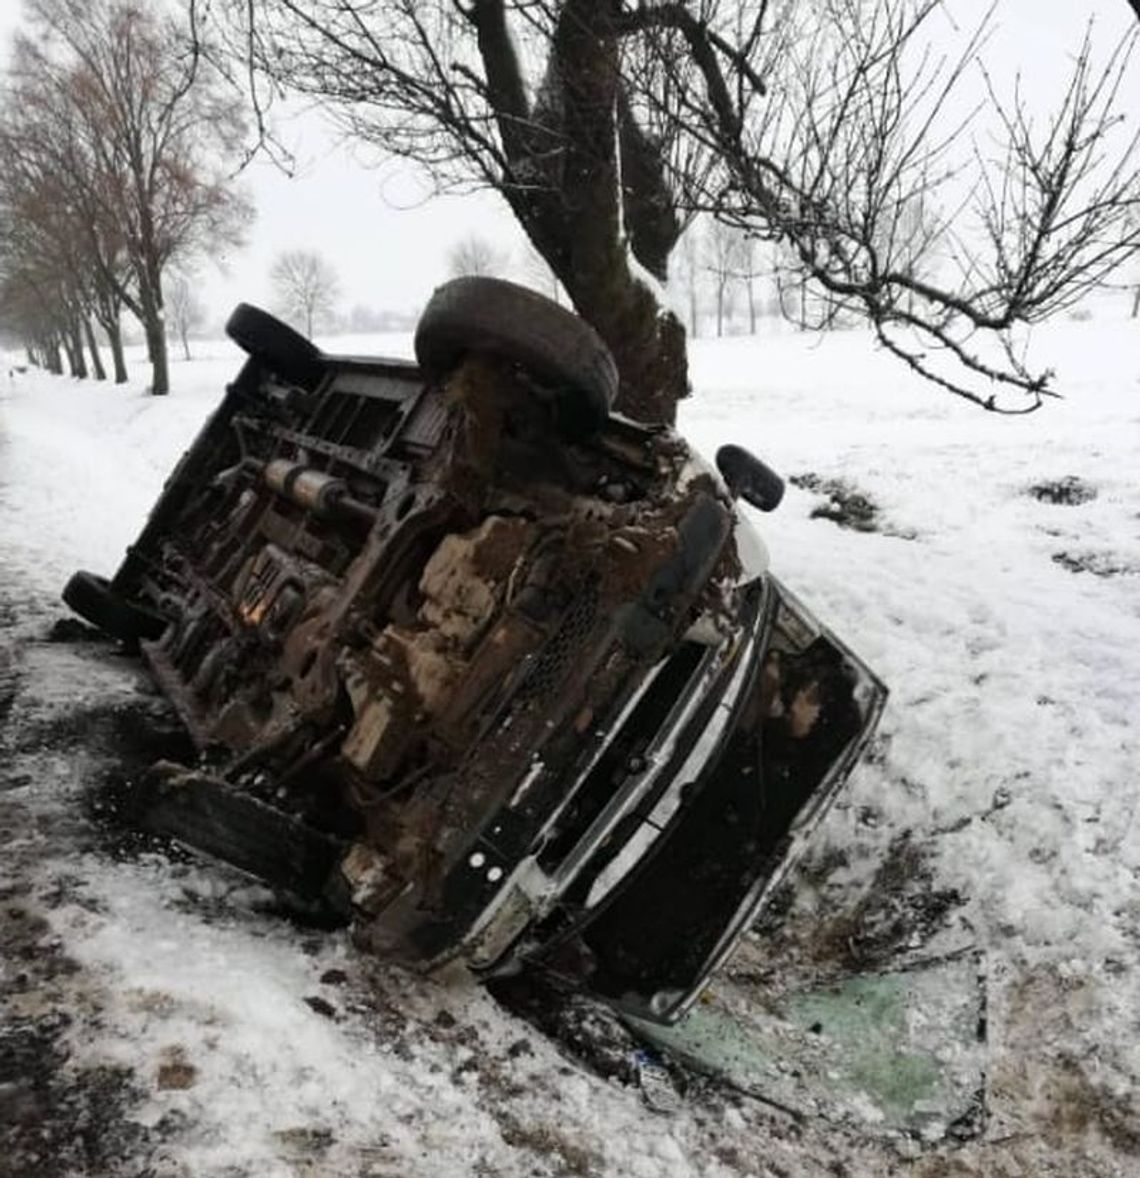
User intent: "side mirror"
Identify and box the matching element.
[716,444,785,512]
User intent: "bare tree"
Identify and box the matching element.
[448,234,509,278]
[0,122,95,378]
[271,250,340,338]
[198,0,691,422]
[704,220,745,338]
[729,234,762,336]
[771,241,848,332]
[82,316,107,380]
[0,76,137,386]
[167,273,206,361]
[199,0,1140,418]
[0,70,134,382]
[637,2,1140,410]
[9,0,251,395]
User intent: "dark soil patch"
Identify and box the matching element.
[16,692,202,867]
[0,646,18,733]
[0,670,195,855]
[12,695,192,767]
[0,875,150,1178]
[749,832,966,983]
[27,685,350,932]
[0,596,183,1176]
[806,832,965,972]
[1051,550,1134,578]
[0,1023,148,1178]
[0,686,17,733]
[751,879,798,938]
[487,972,643,1086]
[1040,1054,1140,1157]
[494,1113,604,1177]
[1026,476,1097,505]
[790,473,881,533]
[0,600,21,633]
[155,1049,198,1091]
[44,617,112,644]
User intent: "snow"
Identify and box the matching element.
[2,310,1139,1175]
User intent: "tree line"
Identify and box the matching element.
[0,0,249,394]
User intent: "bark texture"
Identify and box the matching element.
[477,1,687,424]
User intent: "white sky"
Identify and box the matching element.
[195,133,524,322]
[2,1,1139,326]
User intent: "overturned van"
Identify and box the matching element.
[63,278,886,1024]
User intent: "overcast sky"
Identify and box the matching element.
[192,131,524,323]
[3,1,1139,327]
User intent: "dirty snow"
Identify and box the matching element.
[2,313,1139,1176]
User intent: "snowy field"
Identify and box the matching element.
[1,314,1138,1177]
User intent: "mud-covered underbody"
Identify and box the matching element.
[63,290,886,1022]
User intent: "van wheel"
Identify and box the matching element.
[414,278,618,437]
[225,303,325,390]
[62,571,168,643]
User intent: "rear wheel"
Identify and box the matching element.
[62,570,167,643]
[225,303,325,390]
[414,277,618,437]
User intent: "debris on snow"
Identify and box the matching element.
[1025,475,1098,505]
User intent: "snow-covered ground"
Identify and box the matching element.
[1,315,1138,1177]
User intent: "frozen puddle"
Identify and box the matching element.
[629,953,986,1143]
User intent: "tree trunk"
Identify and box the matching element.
[534,1,688,425]
[138,265,170,395]
[473,0,688,423]
[105,316,129,384]
[84,318,107,381]
[144,312,170,394]
[617,92,682,282]
[74,319,89,378]
[94,283,130,383]
[64,324,87,378]
[576,283,689,424]
[180,324,192,361]
[747,279,757,334]
[1132,285,1140,318]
